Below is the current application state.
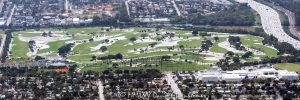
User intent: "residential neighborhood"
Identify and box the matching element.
[1,0,300,99]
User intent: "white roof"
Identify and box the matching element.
[221,74,242,80]
[278,70,298,76]
[73,18,80,22]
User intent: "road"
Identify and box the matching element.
[0,34,6,60]
[165,73,184,99]
[64,0,69,13]
[235,0,300,49]
[98,80,105,100]
[125,0,130,17]
[6,4,15,26]
[273,6,300,39]
[0,0,5,14]
[171,0,181,16]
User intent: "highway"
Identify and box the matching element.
[273,6,300,39]
[235,0,300,49]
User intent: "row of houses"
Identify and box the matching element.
[176,0,230,16]
[128,0,177,18]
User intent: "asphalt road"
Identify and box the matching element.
[273,6,300,39]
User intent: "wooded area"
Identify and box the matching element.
[171,4,255,26]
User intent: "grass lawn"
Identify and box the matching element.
[11,35,29,58]
[178,39,202,48]
[274,63,300,72]
[174,54,204,61]
[240,35,278,57]
[38,40,67,54]
[210,37,228,53]
[66,27,102,34]
[127,51,177,58]
[73,41,103,54]
[108,40,152,55]
[69,55,94,63]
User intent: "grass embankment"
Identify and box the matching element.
[274,63,300,72]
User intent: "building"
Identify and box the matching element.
[195,66,299,82]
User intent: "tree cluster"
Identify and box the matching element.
[228,36,244,50]
[58,43,75,57]
[94,53,123,60]
[171,4,255,26]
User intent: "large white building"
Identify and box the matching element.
[196,66,299,82]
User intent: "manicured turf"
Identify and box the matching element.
[11,27,280,69]
[11,35,29,58]
[210,37,228,53]
[240,35,278,57]
[274,63,300,72]
[38,40,67,55]
[69,55,94,63]
[178,39,202,48]
[73,41,103,54]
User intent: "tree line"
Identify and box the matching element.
[170,4,255,26]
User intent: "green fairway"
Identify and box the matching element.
[274,63,300,72]
[73,41,103,54]
[210,37,228,53]
[38,40,67,55]
[69,55,94,63]
[11,35,29,58]
[178,39,202,48]
[240,35,278,57]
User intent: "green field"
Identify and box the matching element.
[240,35,278,57]
[210,37,228,53]
[11,33,29,58]
[274,63,300,72]
[10,27,280,72]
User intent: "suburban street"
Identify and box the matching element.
[235,0,300,49]
[125,0,131,17]
[6,4,15,26]
[98,81,105,100]
[0,34,6,59]
[171,0,182,16]
[165,73,184,99]
[0,0,5,13]
[64,0,69,13]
